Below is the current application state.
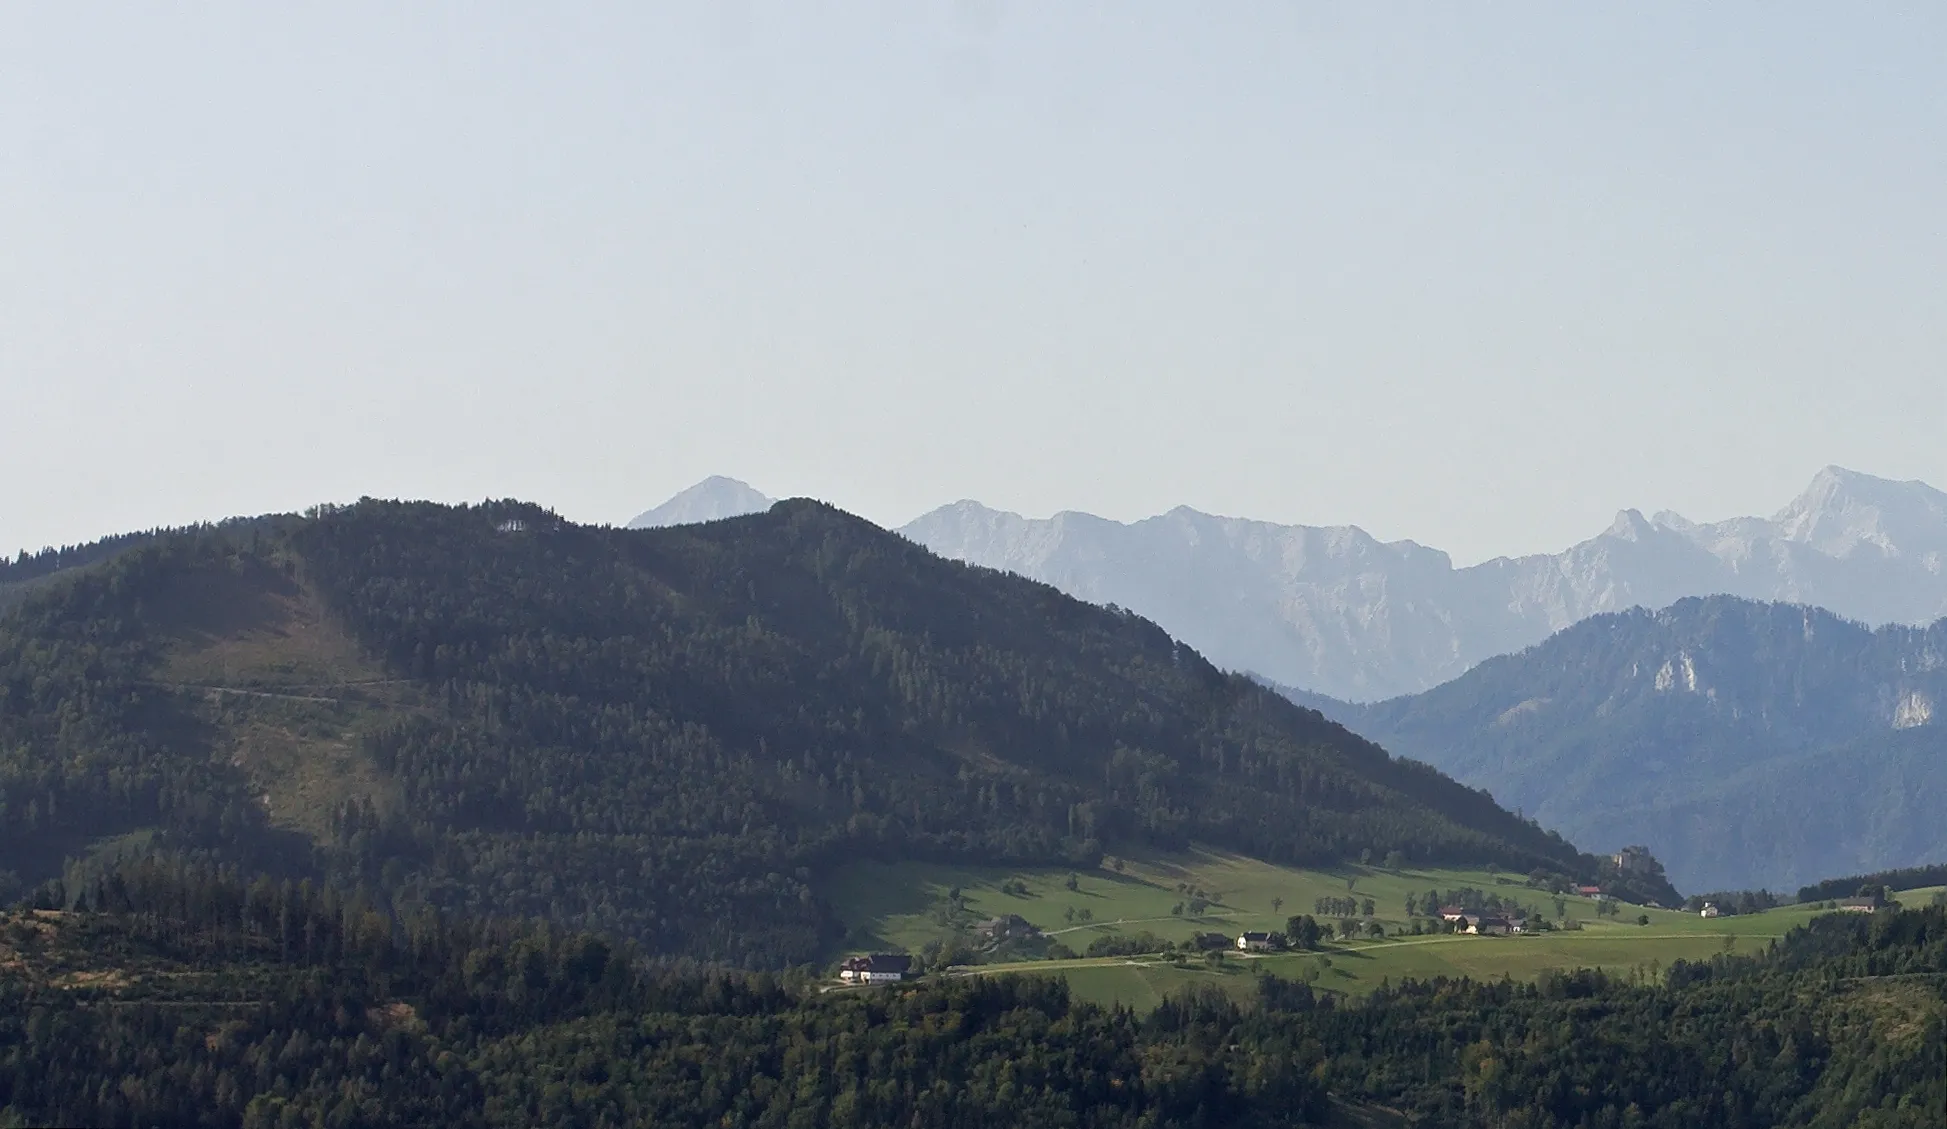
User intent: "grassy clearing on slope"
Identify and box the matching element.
[834,850,1939,1011]
[1891,884,1947,907]
[151,565,411,841]
[152,562,378,691]
[827,847,1606,958]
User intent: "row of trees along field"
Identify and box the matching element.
[0,855,1942,1128]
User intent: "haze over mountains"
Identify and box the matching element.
[618,471,1947,893]
[904,467,1947,701]
[632,467,1947,701]
[1299,596,1947,893]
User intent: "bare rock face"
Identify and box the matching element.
[899,468,1947,701]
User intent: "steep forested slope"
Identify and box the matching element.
[0,499,1592,964]
[1310,597,1947,892]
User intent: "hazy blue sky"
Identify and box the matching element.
[6,3,1944,563]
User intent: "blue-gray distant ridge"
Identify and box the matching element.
[898,467,1947,702]
[1309,595,1947,894]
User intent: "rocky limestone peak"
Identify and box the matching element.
[1380,537,1455,571]
[1604,509,1656,542]
[1771,466,1947,559]
[1152,505,1397,559]
[627,476,774,529]
[909,499,1008,527]
[692,467,1947,701]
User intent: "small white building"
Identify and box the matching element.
[838,954,914,983]
[1236,931,1275,952]
[1700,903,1721,919]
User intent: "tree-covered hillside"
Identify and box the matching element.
[1,855,1942,1128]
[0,499,1599,965]
[1310,596,1947,892]
[0,516,287,616]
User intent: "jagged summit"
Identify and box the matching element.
[897,467,1947,700]
[627,476,774,529]
[621,468,1947,699]
[1604,509,1657,541]
[1769,465,1947,559]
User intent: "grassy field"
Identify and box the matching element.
[826,847,1578,956]
[966,907,1840,1011]
[827,847,1935,1011]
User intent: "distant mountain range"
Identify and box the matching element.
[621,472,1947,892]
[1290,596,1947,893]
[632,467,1947,701]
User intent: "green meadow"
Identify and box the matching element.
[983,922,1811,1011]
[830,846,1683,957]
[826,847,1924,1011]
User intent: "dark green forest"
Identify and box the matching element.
[0,516,282,614]
[0,499,1619,965]
[0,857,1942,1128]
[1,529,161,586]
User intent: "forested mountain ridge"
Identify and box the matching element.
[0,498,1604,965]
[1302,596,1947,892]
[0,515,285,616]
